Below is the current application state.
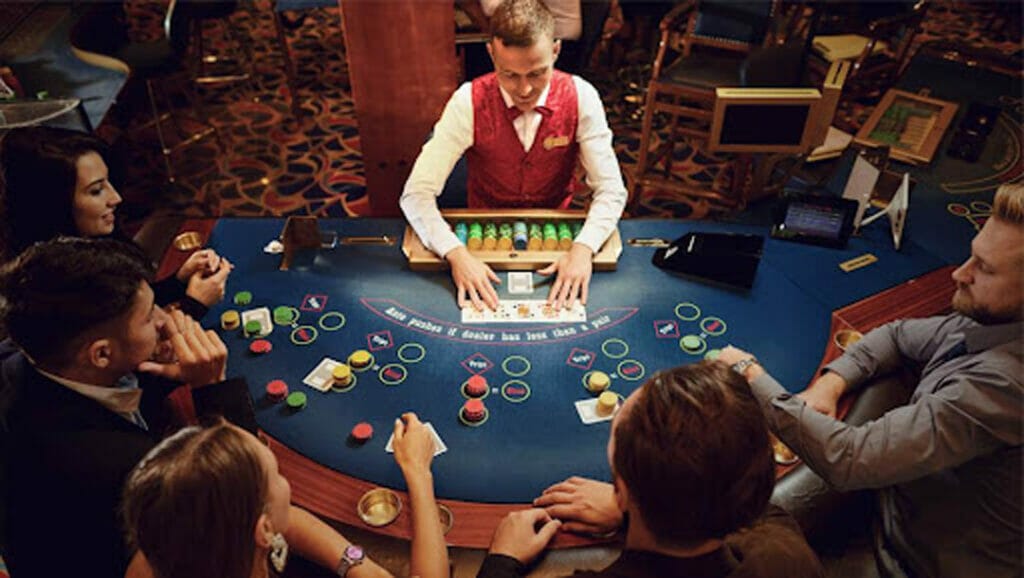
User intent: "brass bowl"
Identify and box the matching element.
[357,488,401,527]
[771,436,799,466]
[834,329,864,352]
[173,231,202,252]
[438,503,454,535]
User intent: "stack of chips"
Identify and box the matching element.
[596,391,618,416]
[454,222,468,245]
[273,306,295,326]
[221,310,240,330]
[286,391,308,410]
[558,222,574,250]
[244,320,263,338]
[587,371,610,393]
[249,339,273,355]
[351,422,374,443]
[467,222,483,250]
[465,374,488,398]
[512,221,528,250]
[462,398,486,423]
[332,364,353,388]
[266,380,289,402]
[349,350,372,369]
[497,223,513,250]
[233,291,253,306]
[483,222,498,250]
[542,222,559,250]
[528,223,543,250]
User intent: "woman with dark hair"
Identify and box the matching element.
[0,126,230,317]
[123,415,448,578]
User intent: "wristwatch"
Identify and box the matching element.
[336,544,365,577]
[730,357,759,378]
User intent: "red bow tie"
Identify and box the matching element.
[506,105,553,121]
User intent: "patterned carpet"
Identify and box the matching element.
[104,0,1023,228]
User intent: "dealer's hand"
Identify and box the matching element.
[446,246,500,311]
[489,508,561,565]
[539,243,593,310]
[534,477,622,535]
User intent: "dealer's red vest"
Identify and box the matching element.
[467,71,579,208]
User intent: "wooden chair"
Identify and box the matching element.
[632,0,806,216]
[272,0,346,120]
[73,0,218,183]
[808,1,928,106]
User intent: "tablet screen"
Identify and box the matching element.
[783,202,846,240]
[771,195,859,248]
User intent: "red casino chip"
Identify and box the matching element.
[465,374,488,397]
[266,379,289,401]
[351,422,374,442]
[249,339,273,355]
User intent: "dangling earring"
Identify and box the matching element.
[269,532,289,573]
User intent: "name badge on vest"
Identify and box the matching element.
[543,135,571,150]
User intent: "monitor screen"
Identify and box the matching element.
[719,104,811,146]
[709,88,822,153]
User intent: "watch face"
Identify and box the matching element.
[345,545,365,561]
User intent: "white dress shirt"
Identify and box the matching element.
[35,366,147,428]
[401,74,627,259]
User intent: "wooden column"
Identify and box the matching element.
[340,0,458,216]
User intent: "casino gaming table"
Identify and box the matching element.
[160,216,955,548]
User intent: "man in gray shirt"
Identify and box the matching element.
[721,183,1023,577]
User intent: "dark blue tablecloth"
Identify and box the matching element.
[207,217,942,503]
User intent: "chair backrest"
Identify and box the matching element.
[166,0,192,58]
[69,2,131,57]
[688,0,778,53]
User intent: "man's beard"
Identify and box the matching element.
[952,286,1021,325]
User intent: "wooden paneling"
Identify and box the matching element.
[340,0,459,216]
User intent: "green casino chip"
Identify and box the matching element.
[233,291,253,306]
[681,335,702,350]
[285,391,307,409]
[273,306,298,325]
[244,320,262,335]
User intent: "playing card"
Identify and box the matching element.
[241,307,273,337]
[462,300,587,324]
[507,272,534,294]
[574,398,618,425]
[302,357,344,391]
[385,421,447,456]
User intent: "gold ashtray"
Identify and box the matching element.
[357,488,401,527]
[173,231,202,252]
[834,329,864,352]
[771,436,799,466]
[438,503,454,535]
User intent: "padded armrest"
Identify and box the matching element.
[770,373,914,539]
